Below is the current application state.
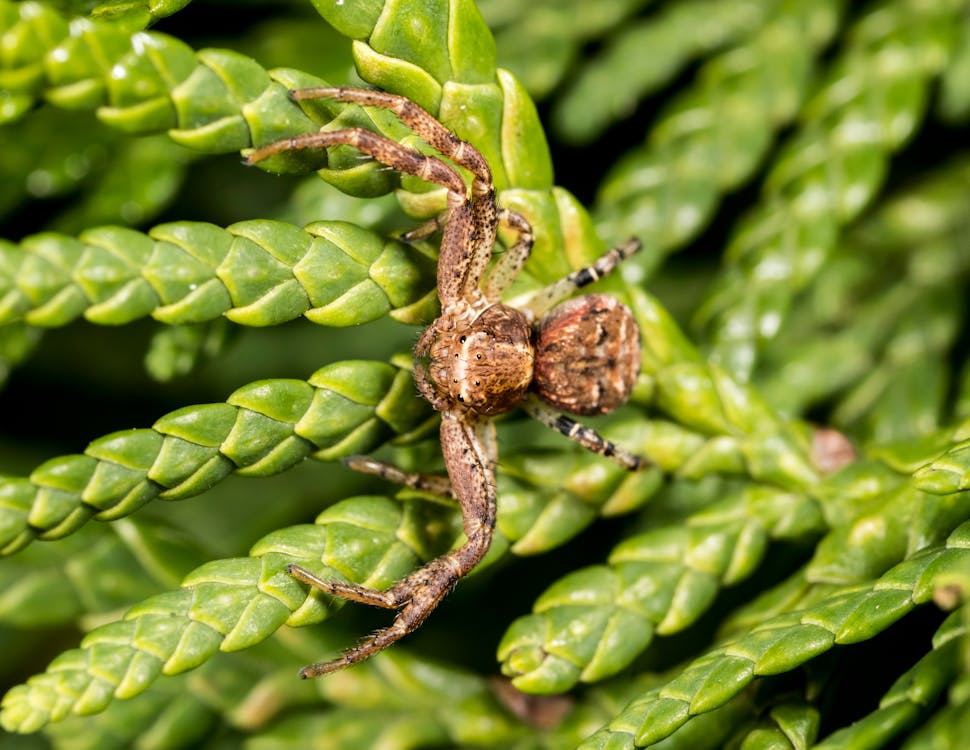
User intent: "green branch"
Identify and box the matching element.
[593,0,843,268]
[2,1,968,746]
[499,484,824,692]
[0,220,437,328]
[699,0,970,380]
[580,519,970,748]
[0,361,431,555]
[811,609,964,748]
[630,288,819,490]
[553,0,792,144]
[0,493,459,732]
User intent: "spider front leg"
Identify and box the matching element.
[256,86,518,307]
[246,127,466,197]
[291,417,497,678]
[400,205,533,299]
[290,87,493,193]
[483,209,535,302]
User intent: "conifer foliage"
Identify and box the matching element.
[1,1,969,747]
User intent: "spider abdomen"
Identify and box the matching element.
[428,303,534,415]
[532,294,640,416]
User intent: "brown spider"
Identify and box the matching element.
[248,87,645,678]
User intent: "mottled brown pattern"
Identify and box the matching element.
[425,303,534,415]
[249,87,647,678]
[533,294,640,415]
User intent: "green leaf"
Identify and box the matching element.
[699,0,968,380]
[0,494,458,731]
[0,219,436,328]
[0,361,431,554]
[581,522,970,747]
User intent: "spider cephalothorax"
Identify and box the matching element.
[417,302,535,415]
[248,86,646,678]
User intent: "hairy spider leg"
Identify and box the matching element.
[247,128,466,196]
[399,212,448,242]
[246,121,476,304]
[342,455,455,499]
[521,394,646,471]
[290,417,498,678]
[483,208,535,302]
[251,87,535,308]
[288,87,502,306]
[403,205,533,307]
[291,87,493,189]
[432,199,491,308]
[524,238,642,318]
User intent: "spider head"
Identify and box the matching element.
[417,303,534,416]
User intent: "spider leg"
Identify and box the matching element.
[400,204,519,250]
[290,87,493,191]
[521,394,646,471]
[524,238,642,318]
[286,87,502,308]
[342,455,455,499]
[399,212,449,242]
[293,417,497,678]
[247,128,466,197]
[287,564,400,609]
[483,209,535,302]
[254,86,507,309]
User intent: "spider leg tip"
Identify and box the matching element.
[244,146,272,166]
[285,562,304,576]
[630,454,651,471]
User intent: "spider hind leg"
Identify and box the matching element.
[288,525,491,678]
[522,395,647,472]
[290,420,497,678]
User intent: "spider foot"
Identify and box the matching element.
[290,555,467,678]
[297,616,412,678]
[296,620,410,678]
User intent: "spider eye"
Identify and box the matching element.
[457,394,464,402]
[459,335,466,343]
[474,380,480,386]
[476,354,481,359]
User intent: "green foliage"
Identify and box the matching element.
[1,0,970,748]
[0,220,438,327]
